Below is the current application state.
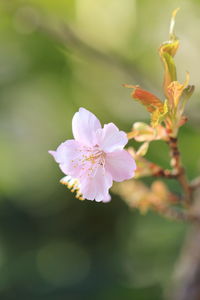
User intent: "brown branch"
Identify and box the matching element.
[190,176,200,190]
[133,152,178,180]
[154,205,200,224]
[152,165,178,179]
[167,137,193,205]
[167,189,200,300]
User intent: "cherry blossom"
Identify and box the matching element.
[49,108,136,202]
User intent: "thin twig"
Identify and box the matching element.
[167,137,193,205]
[152,165,178,179]
[154,205,200,224]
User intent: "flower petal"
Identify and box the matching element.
[72,108,101,146]
[96,123,128,152]
[49,140,83,177]
[80,166,112,202]
[101,193,111,203]
[105,150,136,182]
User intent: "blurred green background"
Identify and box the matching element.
[0,0,200,299]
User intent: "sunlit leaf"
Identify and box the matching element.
[124,84,168,127]
[159,8,180,99]
[169,7,180,41]
[167,72,190,108]
[179,84,195,114]
[151,100,168,127]
[124,84,163,112]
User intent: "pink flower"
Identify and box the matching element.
[49,108,136,202]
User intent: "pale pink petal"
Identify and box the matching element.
[80,166,112,202]
[96,123,128,152]
[72,108,101,146]
[105,150,136,182]
[49,140,80,164]
[49,140,83,177]
[101,193,111,203]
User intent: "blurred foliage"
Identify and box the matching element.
[0,0,200,299]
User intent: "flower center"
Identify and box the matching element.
[72,145,106,178]
[84,148,105,165]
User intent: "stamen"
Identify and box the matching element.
[60,176,85,200]
[71,146,106,177]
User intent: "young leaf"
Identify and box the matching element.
[159,8,180,99]
[124,84,163,112]
[151,100,168,127]
[124,84,168,126]
[179,84,195,114]
[167,72,189,108]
